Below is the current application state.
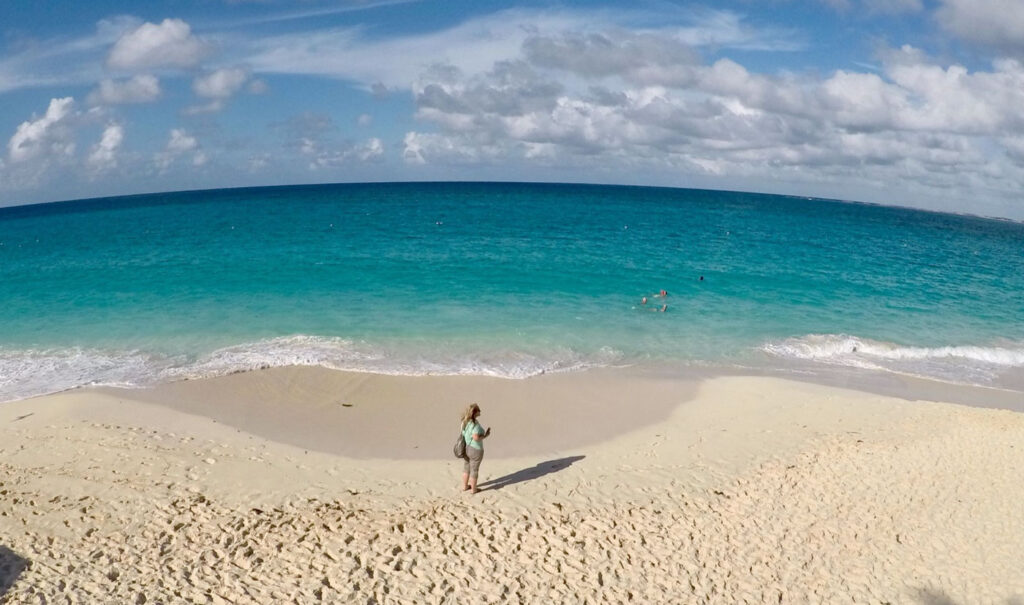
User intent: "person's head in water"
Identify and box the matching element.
[658,289,667,297]
[641,296,648,305]
[461,403,481,428]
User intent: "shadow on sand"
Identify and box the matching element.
[0,545,29,598]
[917,588,1023,605]
[477,455,585,492]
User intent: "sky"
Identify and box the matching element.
[2,0,1024,219]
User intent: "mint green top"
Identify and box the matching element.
[463,420,485,451]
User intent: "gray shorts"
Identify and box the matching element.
[462,446,483,479]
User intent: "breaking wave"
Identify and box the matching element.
[0,336,625,403]
[762,334,1024,386]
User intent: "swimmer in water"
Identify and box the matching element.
[654,289,668,297]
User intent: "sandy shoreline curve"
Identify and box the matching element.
[2,367,1023,603]
[99,365,696,460]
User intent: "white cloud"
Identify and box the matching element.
[820,70,908,129]
[300,136,385,168]
[402,131,501,165]
[399,35,1024,216]
[1001,136,1024,164]
[193,67,250,99]
[358,138,384,161]
[282,113,383,166]
[167,129,198,153]
[185,67,255,114]
[881,57,1024,133]
[936,0,1024,55]
[246,15,529,89]
[87,123,124,174]
[299,137,318,155]
[668,8,803,51]
[156,128,204,171]
[87,74,161,105]
[1,97,98,193]
[402,132,427,164]
[523,31,701,85]
[7,97,77,163]
[107,19,211,70]
[244,8,799,90]
[808,47,1024,137]
[5,6,1024,217]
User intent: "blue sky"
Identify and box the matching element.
[3,0,1024,218]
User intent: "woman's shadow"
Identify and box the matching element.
[0,545,28,598]
[477,455,585,492]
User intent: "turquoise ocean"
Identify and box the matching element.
[1,182,1022,402]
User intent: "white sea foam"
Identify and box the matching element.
[0,347,170,403]
[0,336,625,402]
[762,334,1024,386]
[162,336,623,380]
[9,333,1018,403]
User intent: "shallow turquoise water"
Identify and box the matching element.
[1,182,1022,400]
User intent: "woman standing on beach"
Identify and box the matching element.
[460,403,490,494]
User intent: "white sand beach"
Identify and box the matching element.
[2,368,1023,604]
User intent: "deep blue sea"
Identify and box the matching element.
[1,182,1022,402]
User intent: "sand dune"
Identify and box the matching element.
[1,370,1023,604]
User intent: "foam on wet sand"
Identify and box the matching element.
[1,368,1022,603]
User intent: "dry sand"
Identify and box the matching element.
[1,368,1023,604]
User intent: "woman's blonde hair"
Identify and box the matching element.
[461,403,481,429]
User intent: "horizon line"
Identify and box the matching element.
[0,179,1019,226]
